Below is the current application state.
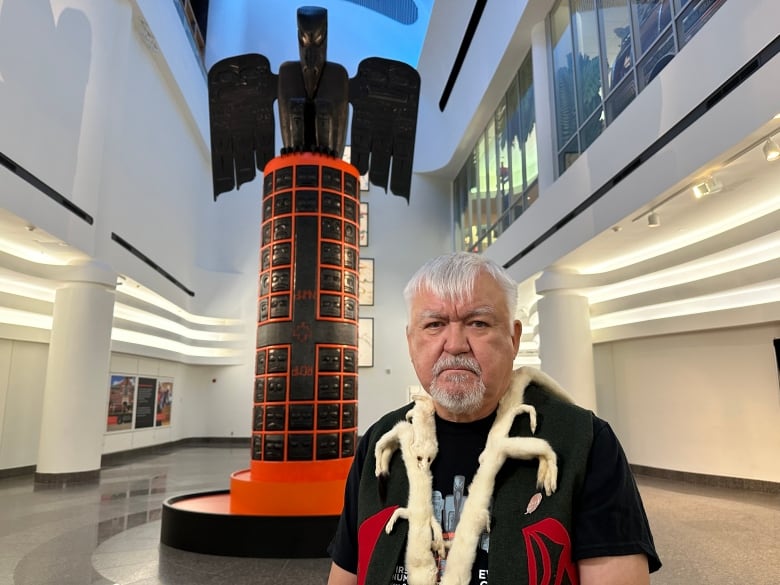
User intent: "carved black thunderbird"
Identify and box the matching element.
[208,6,421,201]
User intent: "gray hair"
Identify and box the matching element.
[403,252,518,328]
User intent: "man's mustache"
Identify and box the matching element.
[432,355,482,377]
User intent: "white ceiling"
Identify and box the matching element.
[556,119,780,276]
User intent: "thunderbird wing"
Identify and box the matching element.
[207,53,278,199]
[349,57,420,202]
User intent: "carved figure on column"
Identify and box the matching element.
[208,5,421,201]
[161,5,422,558]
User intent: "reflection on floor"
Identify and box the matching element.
[0,444,778,585]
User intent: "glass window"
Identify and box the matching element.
[631,0,672,56]
[551,0,577,149]
[605,74,636,124]
[467,155,479,251]
[506,75,524,194]
[637,29,675,88]
[486,117,498,234]
[454,168,468,250]
[475,132,488,196]
[518,54,537,187]
[523,181,539,213]
[545,0,726,181]
[451,0,727,253]
[558,136,579,174]
[571,0,603,122]
[580,108,604,151]
[495,99,511,232]
[451,46,539,251]
[676,0,726,47]
[600,0,632,92]
[473,131,490,247]
[508,192,525,223]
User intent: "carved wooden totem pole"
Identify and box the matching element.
[207,6,420,521]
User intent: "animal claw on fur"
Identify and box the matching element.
[536,457,557,496]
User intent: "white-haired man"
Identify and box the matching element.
[328,252,660,585]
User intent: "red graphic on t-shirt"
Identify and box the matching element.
[357,506,399,585]
[522,518,578,585]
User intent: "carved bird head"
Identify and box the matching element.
[297,6,327,99]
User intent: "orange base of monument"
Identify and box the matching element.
[230,459,350,516]
[161,461,350,557]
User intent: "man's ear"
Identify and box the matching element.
[512,320,522,353]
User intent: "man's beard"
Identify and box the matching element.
[428,355,486,415]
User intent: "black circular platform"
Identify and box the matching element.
[160,490,340,557]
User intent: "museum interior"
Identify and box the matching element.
[0,1,778,584]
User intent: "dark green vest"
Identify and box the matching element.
[356,382,594,585]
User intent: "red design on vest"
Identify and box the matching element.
[357,505,399,585]
[522,517,579,585]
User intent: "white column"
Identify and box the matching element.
[36,262,116,480]
[536,287,597,412]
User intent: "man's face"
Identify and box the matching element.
[406,273,521,422]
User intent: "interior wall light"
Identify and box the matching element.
[691,176,722,198]
[763,137,780,162]
[647,211,660,227]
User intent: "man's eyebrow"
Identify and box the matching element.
[464,306,496,318]
[418,306,497,321]
[419,310,447,321]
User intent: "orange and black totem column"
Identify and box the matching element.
[230,152,359,517]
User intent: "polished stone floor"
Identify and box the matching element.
[0,444,778,585]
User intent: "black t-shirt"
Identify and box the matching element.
[429,414,494,585]
[328,411,661,583]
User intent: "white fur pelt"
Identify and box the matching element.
[438,367,568,585]
[375,392,444,585]
[374,368,570,585]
